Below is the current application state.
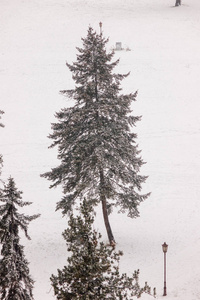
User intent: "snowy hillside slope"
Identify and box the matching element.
[1,0,200,299]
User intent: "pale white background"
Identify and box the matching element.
[1,0,200,299]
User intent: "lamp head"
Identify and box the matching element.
[162,242,168,253]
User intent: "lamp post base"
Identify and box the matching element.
[163,285,167,296]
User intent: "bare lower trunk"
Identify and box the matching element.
[100,170,115,245]
[101,196,115,245]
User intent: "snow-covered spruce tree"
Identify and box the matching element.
[0,177,40,300]
[41,26,149,244]
[51,199,151,300]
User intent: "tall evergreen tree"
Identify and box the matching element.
[51,199,151,299]
[41,26,149,244]
[0,177,40,300]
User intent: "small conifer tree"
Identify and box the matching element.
[51,199,151,299]
[41,26,150,244]
[0,177,40,300]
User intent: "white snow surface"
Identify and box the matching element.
[1,0,200,299]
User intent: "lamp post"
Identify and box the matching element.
[162,242,168,296]
[99,22,102,34]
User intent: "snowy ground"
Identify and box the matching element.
[1,0,200,299]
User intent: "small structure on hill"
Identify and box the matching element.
[115,42,122,50]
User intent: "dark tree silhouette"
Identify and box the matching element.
[175,0,181,6]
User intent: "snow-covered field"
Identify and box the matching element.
[1,0,200,299]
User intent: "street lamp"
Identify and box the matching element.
[162,242,168,296]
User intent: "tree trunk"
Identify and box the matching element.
[175,0,181,6]
[100,170,115,245]
[101,197,115,245]
[94,61,115,245]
